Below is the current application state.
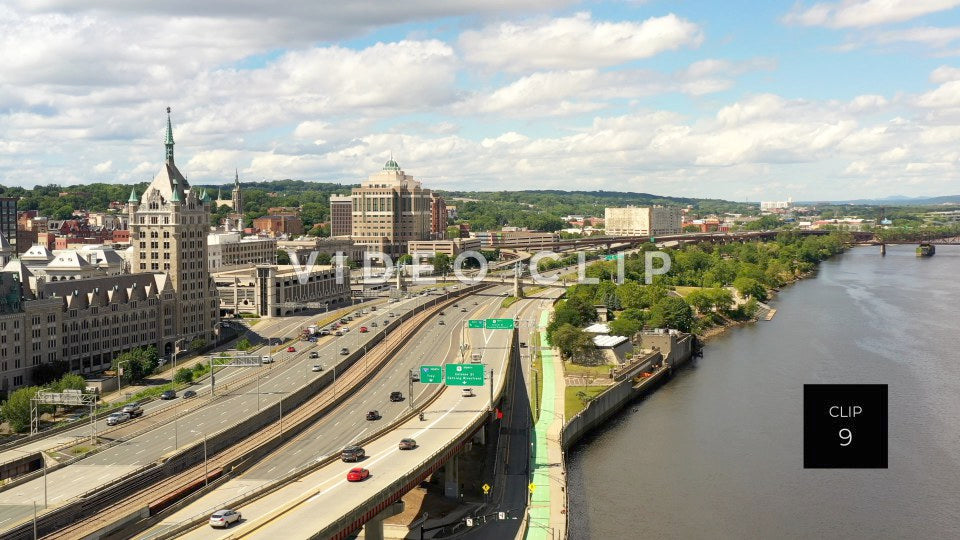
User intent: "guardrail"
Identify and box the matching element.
[2,285,490,540]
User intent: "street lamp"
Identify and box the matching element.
[117,359,130,395]
[172,337,187,369]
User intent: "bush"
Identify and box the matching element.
[173,368,194,385]
[236,337,252,351]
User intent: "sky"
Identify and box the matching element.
[3,1,960,201]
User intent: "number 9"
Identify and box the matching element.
[839,428,853,446]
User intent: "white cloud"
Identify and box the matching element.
[459,12,702,73]
[93,160,112,173]
[784,0,960,29]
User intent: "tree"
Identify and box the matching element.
[276,249,291,265]
[608,317,642,337]
[397,254,413,265]
[1,387,40,432]
[733,277,767,301]
[550,324,595,361]
[111,346,160,382]
[236,337,252,351]
[432,253,452,275]
[685,290,714,314]
[173,368,194,385]
[52,374,86,393]
[708,287,735,313]
[446,225,461,239]
[189,338,206,352]
[648,296,694,332]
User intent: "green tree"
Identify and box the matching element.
[236,337,252,351]
[733,277,767,301]
[189,338,206,352]
[708,287,735,313]
[276,250,291,265]
[648,296,694,332]
[609,317,642,337]
[550,323,595,361]
[685,290,714,314]
[1,387,40,432]
[173,368,194,385]
[446,225,461,239]
[432,253,452,274]
[52,374,86,393]
[111,346,160,382]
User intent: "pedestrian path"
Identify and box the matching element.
[526,310,566,540]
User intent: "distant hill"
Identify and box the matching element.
[802,195,960,205]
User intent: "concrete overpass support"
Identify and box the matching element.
[443,454,460,499]
[513,270,523,299]
[363,500,405,540]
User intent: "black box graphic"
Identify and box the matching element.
[804,384,887,469]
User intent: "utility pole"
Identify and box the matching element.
[489,368,494,411]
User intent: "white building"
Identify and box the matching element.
[207,231,277,272]
[760,198,793,211]
[604,206,683,236]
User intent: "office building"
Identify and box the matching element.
[330,195,353,237]
[350,159,432,258]
[604,206,683,236]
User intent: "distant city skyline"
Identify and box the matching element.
[3,1,960,200]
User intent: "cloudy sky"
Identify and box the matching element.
[3,0,960,200]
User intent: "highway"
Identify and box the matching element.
[138,285,511,538]
[0,313,317,466]
[0,291,443,533]
[163,288,554,540]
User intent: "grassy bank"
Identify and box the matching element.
[564,385,607,419]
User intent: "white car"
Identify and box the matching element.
[461,388,474,397]
[312,364,323,372]
[106,412,131,426]
[209,509,241,528]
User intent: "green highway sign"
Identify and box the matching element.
[468,320,485,329]
[485,318,515,330]
[420,365,442,384]
[604,255,617,261]
[445,363,485,386]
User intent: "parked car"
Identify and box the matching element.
[359,326,368,333]
[399,438,417,450]
[183,390,197,399]
[461,388,475,397]
[312,364,323,372]
[347,467,370,482]
[121,403,143,418]
[286,346,296,353]
[309,351,319,359]
[366,410,381,420]
[160,390,177,400]
[340,347,349,355]
[106,412,130,426]
[389,391,403,402]
[209,509,241,528]
[341,445,365,462]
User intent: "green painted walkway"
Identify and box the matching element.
[526,310,563,540]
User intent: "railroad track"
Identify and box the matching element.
[42,288,486,540]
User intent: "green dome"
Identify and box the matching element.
[383,159,400,171]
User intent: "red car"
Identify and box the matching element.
[347,467,370,482]
[359,326,368,333]
[286,346,296,353]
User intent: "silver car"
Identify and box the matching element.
[106,412,130,426]
[209,509,241,528]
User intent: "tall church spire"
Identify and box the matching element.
[234,169,240,188]
[164,106,175,165]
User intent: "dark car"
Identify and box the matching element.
[160,390,177,400]
[341,445,365,462]
[399,438,417,450]
[389,391,403,402]
[121,402,144,417]
[366,410,381,421]
[183,390,197,399]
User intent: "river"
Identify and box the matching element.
[566,245,960,539]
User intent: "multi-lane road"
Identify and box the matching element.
[0,291,442,532]
[160,287,555,539]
